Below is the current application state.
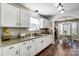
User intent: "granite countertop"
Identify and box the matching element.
[0,34,52,47]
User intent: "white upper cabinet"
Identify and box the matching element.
[0,4,19,27]
[40,18,49,28]
[19,9,30,27]
[0,4,30,27]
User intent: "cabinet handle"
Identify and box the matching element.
[41,41,43,43]
[30,46,31,48]
[20,23,21,26]
[16,50,18,55]
[23,43,26,45]
[27,46,29,49]
[17,22,18,26]
[9,46,14,49]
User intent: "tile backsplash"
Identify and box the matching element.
[1,27,31,36]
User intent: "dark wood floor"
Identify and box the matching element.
[37,40,79,56]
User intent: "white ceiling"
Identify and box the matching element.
[20,3,79,16]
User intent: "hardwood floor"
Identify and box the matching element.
[37,40,79,56]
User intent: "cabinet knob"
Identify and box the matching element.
[23,43,26,45]
[17,22,18,26]
[9,46,14,49]
[30,46,31,48]
[20,23,21,26]
[16,50,18,55]
[41,41,43,43]
[27,46,29,49]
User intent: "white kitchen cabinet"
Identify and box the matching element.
[43,36,48,48]
[19,9,30,27]
[19,41,30,56]
[40,18,49,28]
[46,35,49,46]
[36,38,43,53]
[41,36,47,50]
[36,37,47,53]
[36,35,52,54]
[29,39,37,56]
[46,35,52,46]
[0,4,19,27]
[3,44,20,56]
[0,47,3,56]
[49,35,53,44]
[1,35,53,56]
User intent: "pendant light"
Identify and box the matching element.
[55,3,65,14]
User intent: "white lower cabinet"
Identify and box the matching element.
[43,36,48,48]
[36,37,46,53]
[37,38,43,53]
[19,41,30,56]
[0,47,3,56]
[3,44,20,56]
[49,35,53,44]
[19,39,37,56]
[30,39,37,56]
[1,34,53,56]
[41,37,46,50]
[36,35,53,54]
[46,35,52,46]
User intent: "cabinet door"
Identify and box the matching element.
[37,37,47,53]
[41,37,46,50]
[46,35,52,46]
[0,47,3,56]
[37,38,43,53]
[43,19,49,28]
[40,18,49,28]
[42,36,47,48]
[1,4,19,27]
[20,9,30,27]
[40,18,43,28]
[19,41,30,56]
[49,35,53,44]
[30,39,37,56]
[3,44,19,56]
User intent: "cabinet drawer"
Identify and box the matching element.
[3,44,20,56]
